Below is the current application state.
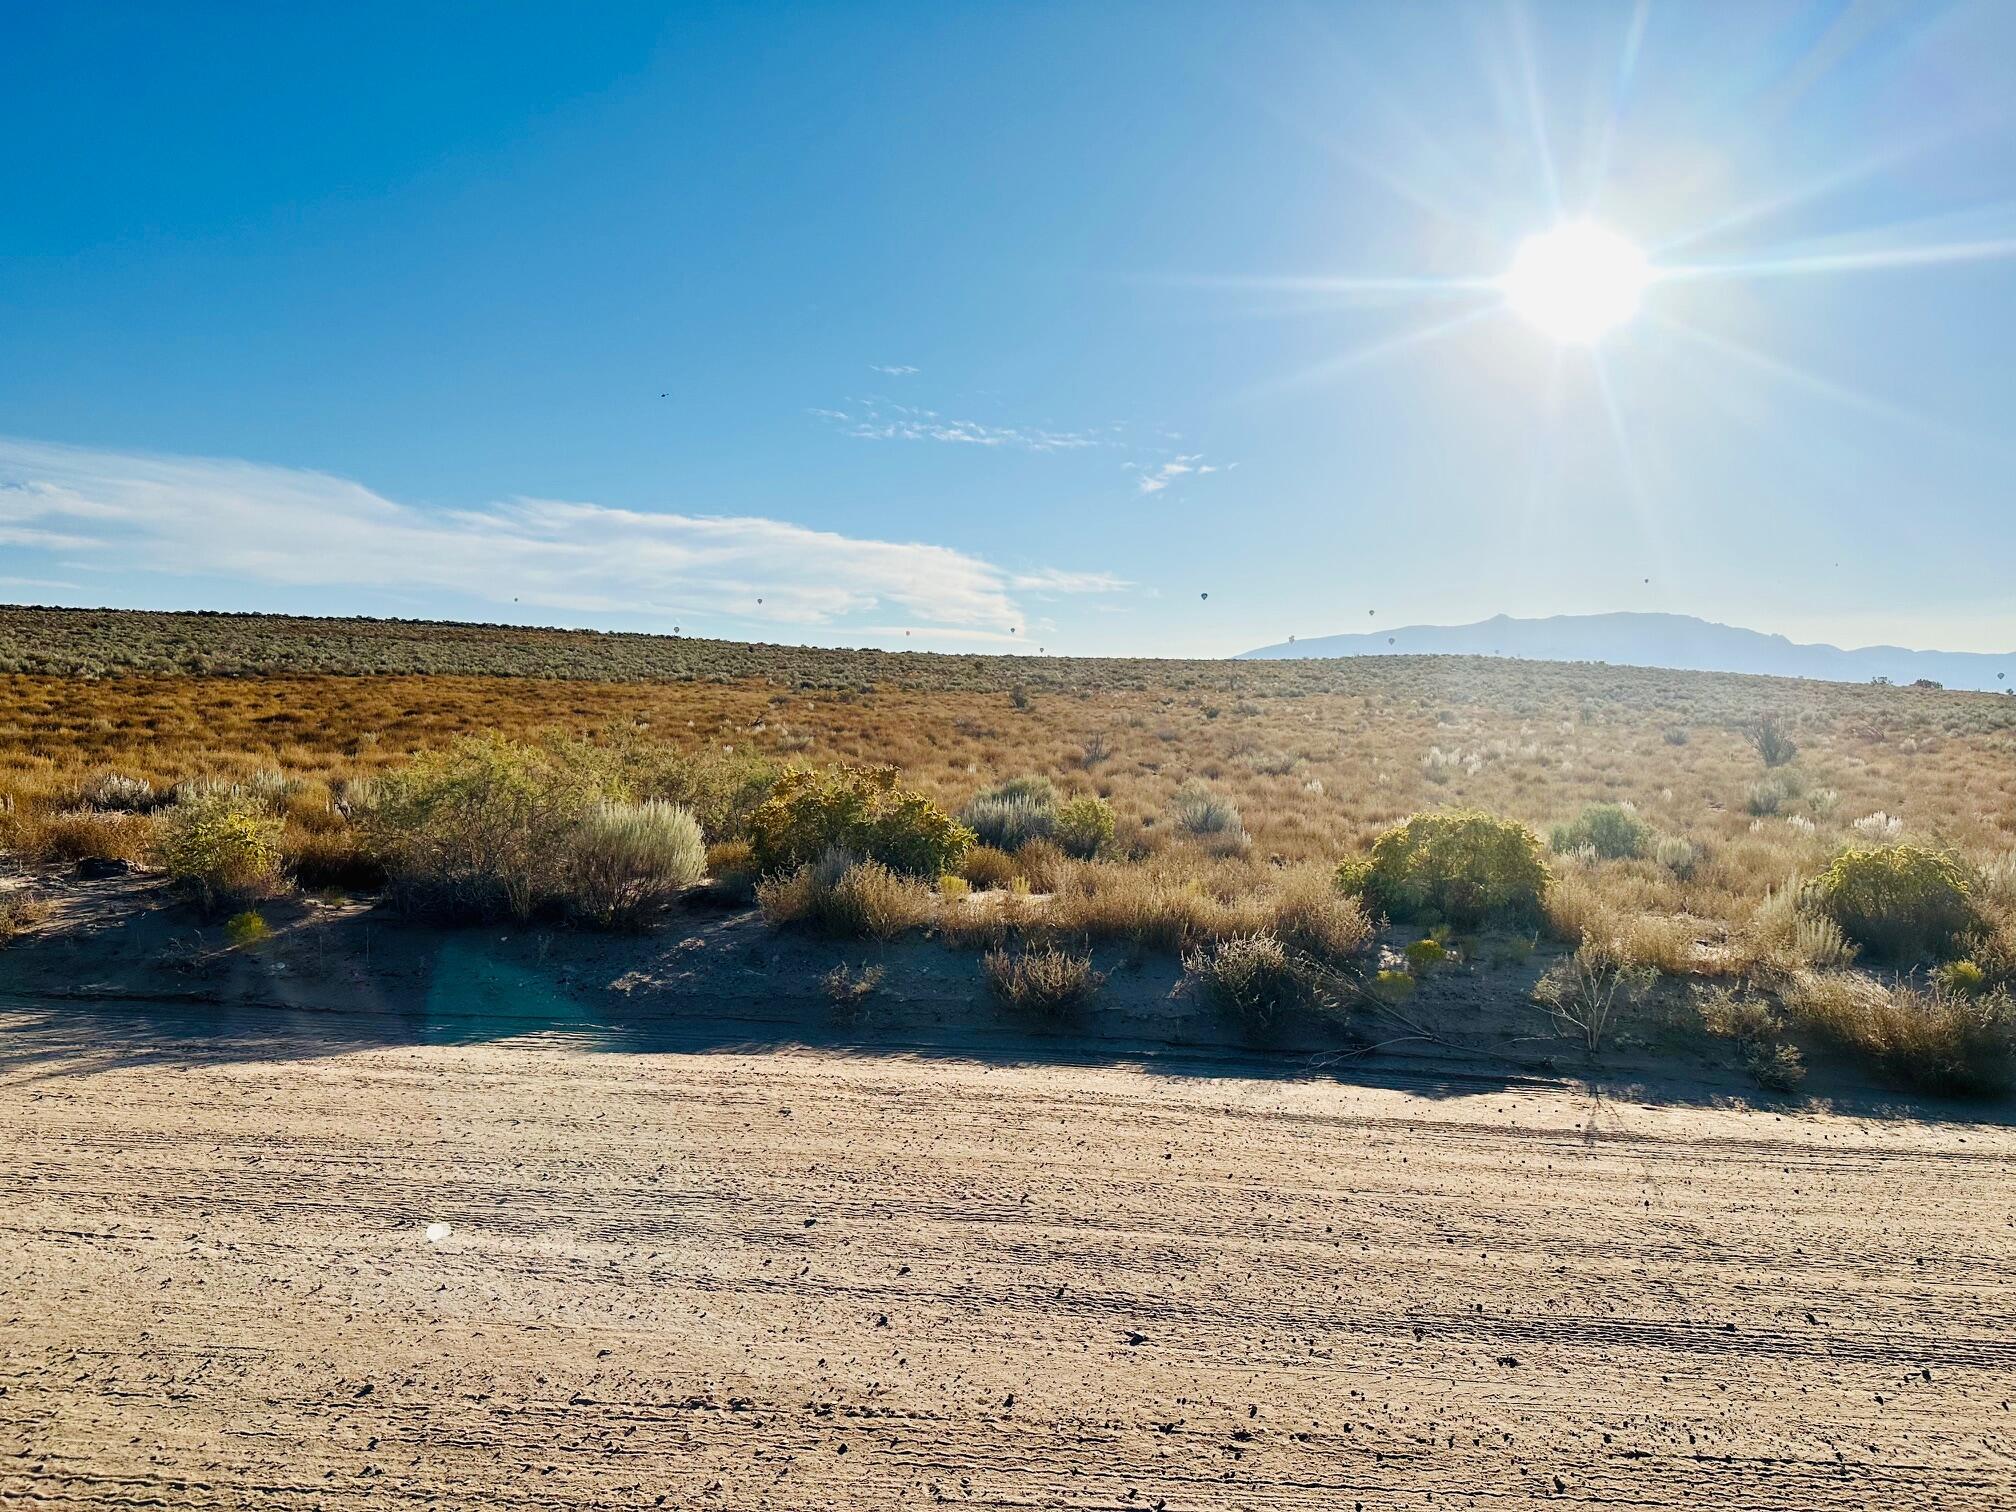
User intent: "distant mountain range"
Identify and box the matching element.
[1239,612,2014,693]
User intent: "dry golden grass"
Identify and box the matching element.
[981,946,1105,1016]
[10,609,2016,1093]
[6,608,2016,971]
[0,886,51,943]
[1781,969,2015,1095]
[757,853,936,940]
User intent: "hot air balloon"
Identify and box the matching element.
[1200,592,1209,601]
[1388,636,1395,645]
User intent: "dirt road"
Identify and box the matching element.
[4,1013,2014,1508]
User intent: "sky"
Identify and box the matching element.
[5,1,2016,657]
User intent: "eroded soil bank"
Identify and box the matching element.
[3,879,2014,1507]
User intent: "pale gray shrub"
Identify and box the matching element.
[567,799,705,926]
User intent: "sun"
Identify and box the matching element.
[1502,221,1650,344]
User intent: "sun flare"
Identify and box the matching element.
[1502,221,1650,344]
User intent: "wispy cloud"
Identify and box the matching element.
[815,384,1235,496]
[868,364,920,376]
[824,403,1101,453]
[0,437,1126,630]
[0,574,82,592]
[1131,454,1223,495]
[1009,567,1130,594]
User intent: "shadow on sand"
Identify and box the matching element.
[2,874,2007,1127]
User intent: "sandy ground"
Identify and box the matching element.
[4,884,2016,1507]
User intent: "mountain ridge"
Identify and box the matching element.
[1239,611,2014,693]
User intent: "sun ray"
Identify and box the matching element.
[1660,234,2016,283]
[1517,345,1568,550]
[1590,348,1659,546]
[1154,271,1502,300]
[1649,129,1979,258]
[1235,16,1507,246]
[1238,301,1502,400]
[1294,136,1502,243]
[1580,0,1651,215]
[1645,309,1999,448]
[1508,1,1565,219]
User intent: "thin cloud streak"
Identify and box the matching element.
[1009,567,1131,593]
[824,403,1101,452]
[0,437,1126,630]
[1133,455,1221,495]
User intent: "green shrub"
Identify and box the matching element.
[1053,795,1116,860]
[1404,937,1447,970]
[366,735,604,920]
[982,946,1105,1017]
[619,745,777,840]
[224,910,272,948]
[1549,803,1650,861]
[1339,809,1550,927]
[1373,968,1417,1002]
[746,764,973,878]
[1332,856,1372,897]
[1939,959,1988,996]
[1812,844,1976,960]
[157,791,285,911]
[567,799,705,927]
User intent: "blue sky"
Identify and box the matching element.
[5,2,2015,656]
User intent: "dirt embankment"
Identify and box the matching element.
[3,879,2014,1507]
